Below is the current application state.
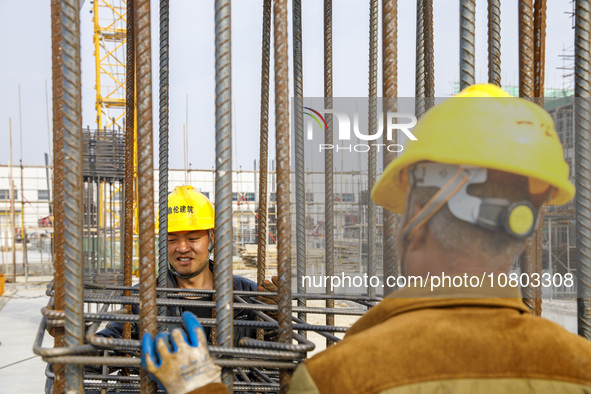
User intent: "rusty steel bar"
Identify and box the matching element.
[214,0,234,389]
[324,0,335,344]
[382,0,399,296]
[575,0,591,340]
[367,0,379,298]
[424,0,434,101]
[415,0,427,116]
[518,0,542,315]
[158,0,170,333]
[533,0,547,97]
[274,0,292,390]
[293,0,307,334]
[123,0,135,342]
[460,0,476,90]
[256,0,272,342]
[50,0,66,391]
[134,0,158,392]
[59,0,85,390]
[487,0,501,86]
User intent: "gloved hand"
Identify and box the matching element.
[141,312,221,394]
[258,275,279,306]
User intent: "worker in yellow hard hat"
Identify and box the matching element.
[140,85,591,393]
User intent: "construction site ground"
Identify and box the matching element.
[0,271,578,394]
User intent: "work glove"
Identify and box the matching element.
[258,275,279,306]
[141,312,221,394]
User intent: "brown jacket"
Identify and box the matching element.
[289,283,591,393]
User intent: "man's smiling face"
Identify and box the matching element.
[167,230,211,277]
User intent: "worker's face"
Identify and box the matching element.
[167,230,211,277]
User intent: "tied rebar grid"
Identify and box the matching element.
[382,0,399,296]
[274,0,293,390]
[460,0,476,90]
[293,0,307,336]
[59,0,85,390]
[487,0,501,86]
[158,0,170,332]
[51,0,66,390]
[324,0,335,343]
[519,0,542,315]
[575,0,591,340]
[123,0,135,341]
[533,0,547,97]
[256,0,272,342]
[367,0,379,299]
[135,0,158,392]
[214,0,234,389]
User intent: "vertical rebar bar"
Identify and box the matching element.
[575,0,591,340]
[123,0,135,341]
[135,0,157,392]
[382,0,399,296]
[415,0,426,116]
[487,0,501,86]
[460,0,476,90]
[256,0,271,342]
[367,0,379,298]
[424,0,434,101]
[60,0,84,390]
[274,0,292,390]
[158,0,170,333]
[324,0,335,343]
[533,0,547,97]
[51,0,66,390]
[214,0,234,389]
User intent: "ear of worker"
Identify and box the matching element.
[141,312,224,394]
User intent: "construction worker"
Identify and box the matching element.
[140,84,591,393]
[98,185,275,345]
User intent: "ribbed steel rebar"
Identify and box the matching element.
[575,0,591,340]
[214,0,234,389]
[135,0,157,392]
[60,0,84,390]
[324,0,335,342]
[519,0,534,98]
[274,0,292,390]
[123,0,135,342]
[382,0,399,296]
[415,0,426,116]
[487,0,501,86]
[51,0,66,390]
[157,0,170,333]
[293,0,307,337]
[460,0,476,90]
[367,0,379,298]
[424,0,434,101]
[533,0,547,97]
[256,0,272,342]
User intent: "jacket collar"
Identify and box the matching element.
[346,278,530,337]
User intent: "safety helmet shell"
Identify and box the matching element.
[167,186,215,232]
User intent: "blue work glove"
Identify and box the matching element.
[141,312,221,394]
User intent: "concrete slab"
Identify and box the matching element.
[0,282,53,394]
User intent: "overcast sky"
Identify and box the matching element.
[0,0,575,170]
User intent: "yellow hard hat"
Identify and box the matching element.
[372,83,575,213]
[167,185,215,232]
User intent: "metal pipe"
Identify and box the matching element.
[293,0,307,336]
[256,0,272,342]
[487,0,501,86]
[158,0,170,332]
[134,0,158,392]
[324,0,335,343]
[382,0,399,296]
[273,0,292,389]
[60,0,85,390]
[214,0,234,389]
[460,0,476,90]
[50,0,66,389]
[367,0,379,298]
[575,0,591,340]
[123,0,135,341]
